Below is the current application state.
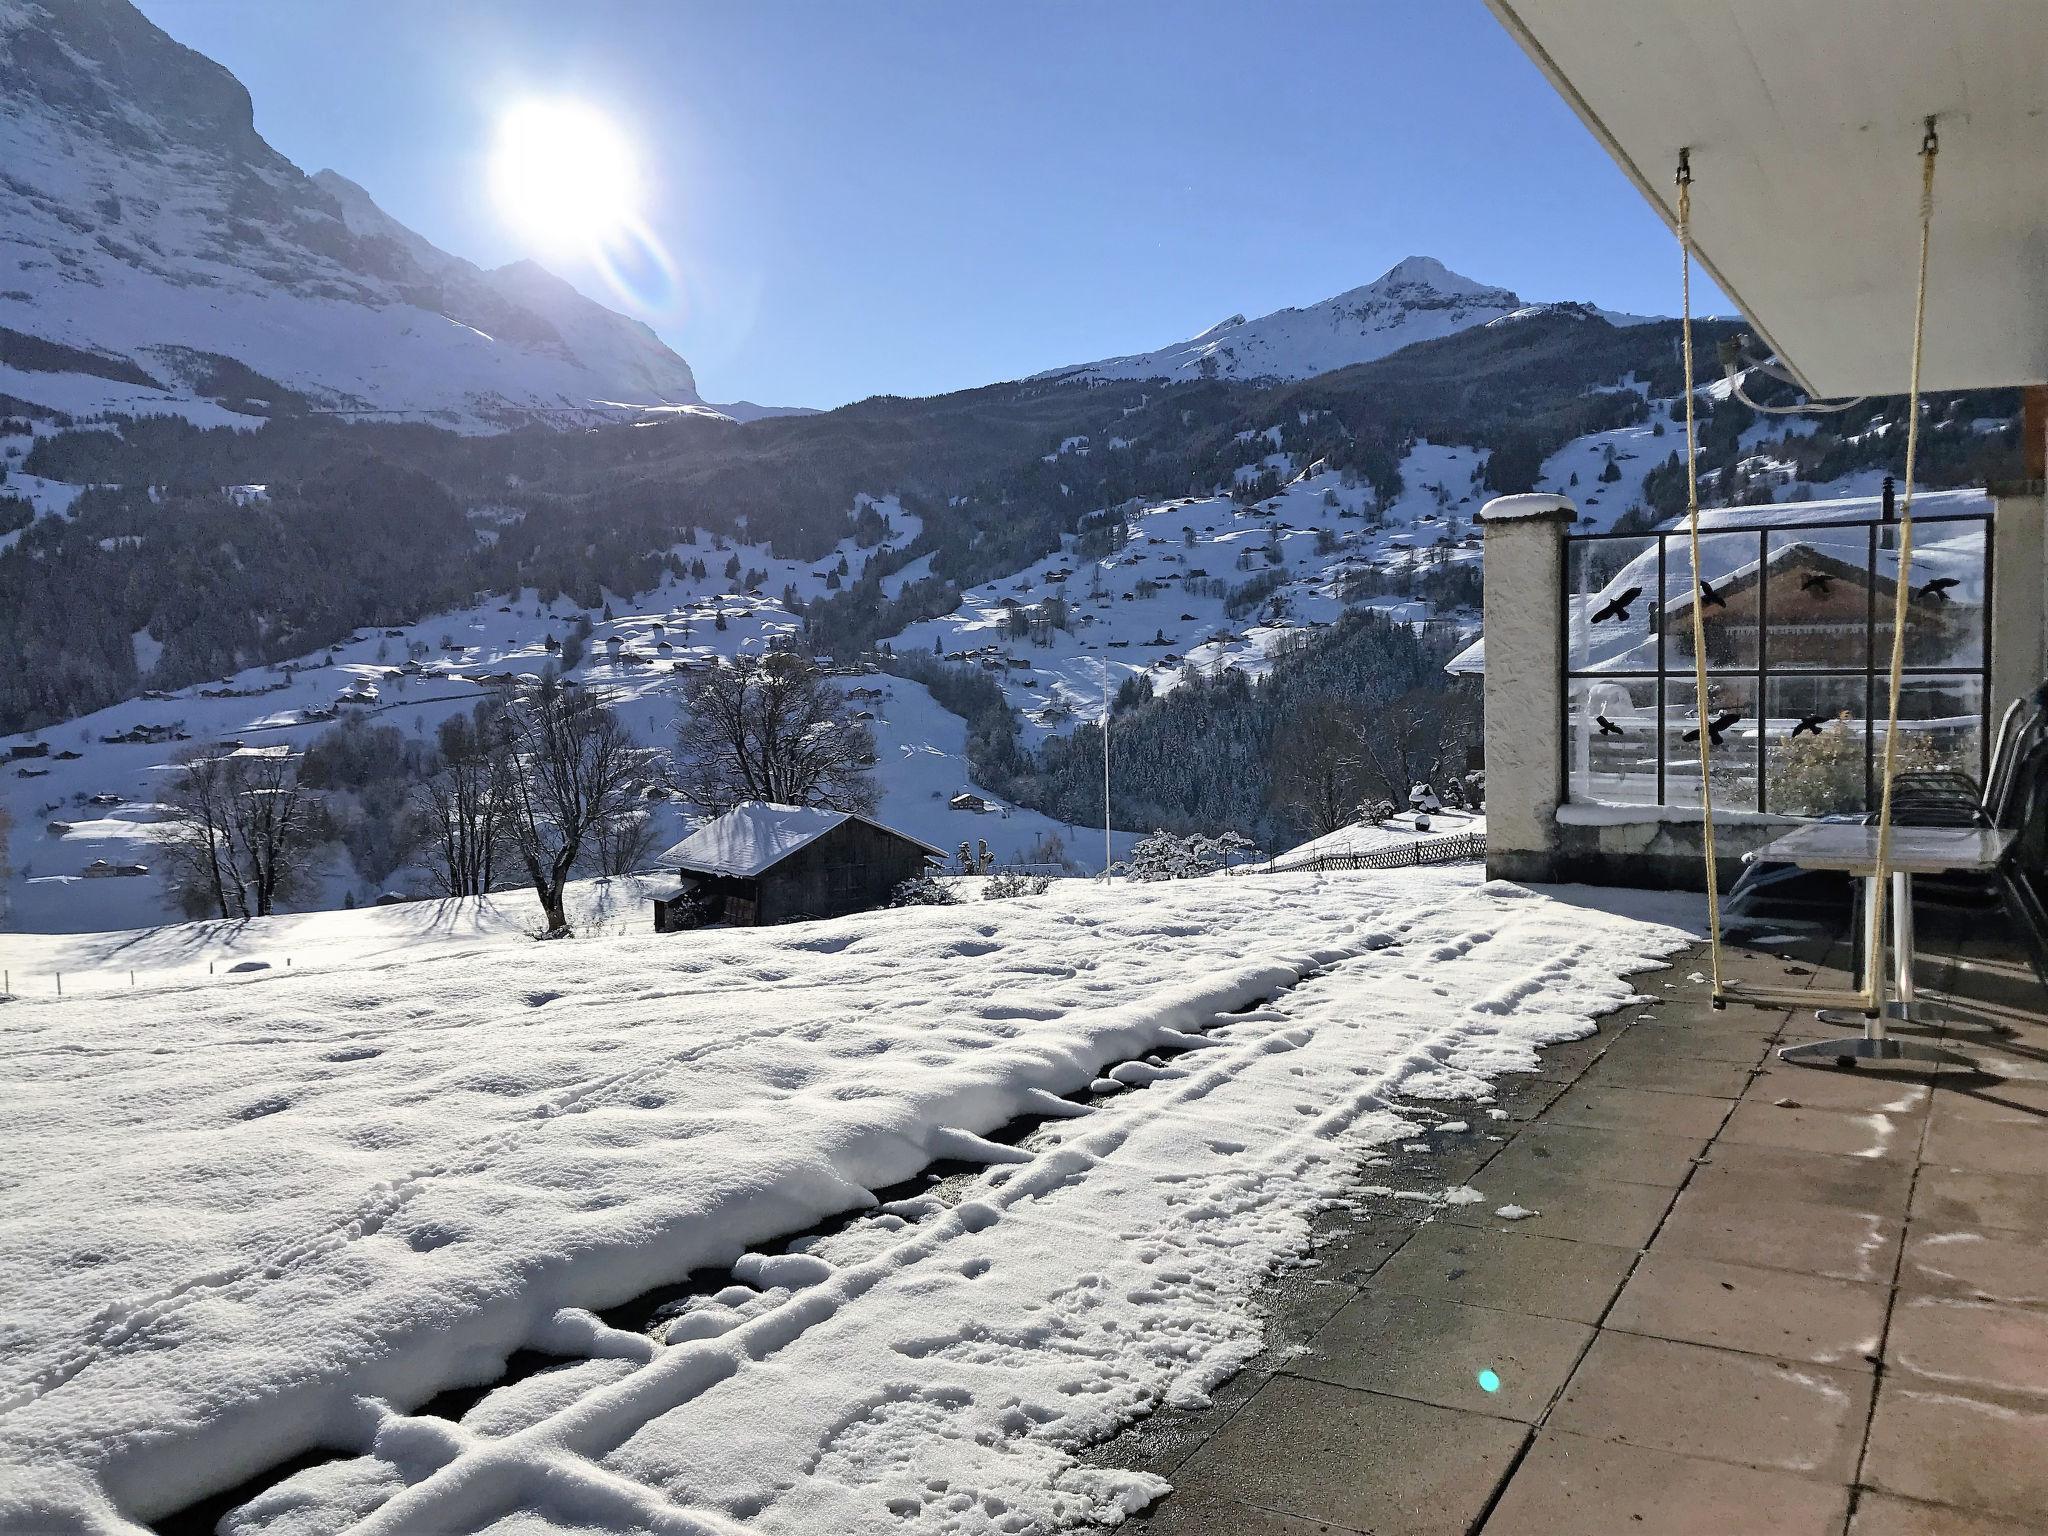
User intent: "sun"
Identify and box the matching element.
[489,98,640,253]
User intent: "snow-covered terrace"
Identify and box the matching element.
[0,869,1696,1532]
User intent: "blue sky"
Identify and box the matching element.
[134,0,1716,409]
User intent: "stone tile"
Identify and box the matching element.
[1597,1019,1780,1065]
[1369,1221,1635,1324]
[1912,1166,2048,1238]
[1922,1117,2048,1176]
[1436,1167,1674,1249]
[1606,1251,1887,1368]
[1484,1072,1572,1121]
[1659,1183,1903,1285]
[1866,1381,2048,1523]
[1172,1375,1525,1536]
[1530,1032,1612,1083]
[1752,1058,1936,1115]
[1293,1289,1593,1424]
[1481,1429,1850,1535]
[1549,1332,1872,1483]
[1545,1084,1732,1139]
[1485,1122,1709,1189]
[1125,1482,1371,1534]
[1926,1077,2048,1124]
[1849,1489,2046,1535]
[1899,1228,2048,1308]
[1688,1139,1915,1218]
[1886,1294,2048,1399]
[1718,1098,1921,1162]
[1580,1050,1757,1099]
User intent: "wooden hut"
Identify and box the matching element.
[653,802,941,930]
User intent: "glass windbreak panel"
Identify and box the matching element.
[1898,519,1987,670]
[1667,530,1762,672]
[1665,676,1761,813]
[1568,677,1660,805]
[1765,674,1870,816]
[1885,673,1986,795]
[1568,535,1660,677]
[1764,526,1873,672]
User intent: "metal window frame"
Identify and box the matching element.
[1561,509,1994,816]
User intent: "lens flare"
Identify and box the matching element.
[591,216,681,314]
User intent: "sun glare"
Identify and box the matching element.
[489,98,640,253]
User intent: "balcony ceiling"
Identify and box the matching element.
[1487,0,2048,396]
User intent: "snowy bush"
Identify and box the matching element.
[890,872,957,906]
[983,871,1051,900]
[1114,829,1254,882]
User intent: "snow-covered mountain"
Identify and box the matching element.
[1044,255,1648,386]
[0,0,716,429]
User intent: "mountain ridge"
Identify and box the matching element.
[1040,254,1656,386]
[0,0,714,429]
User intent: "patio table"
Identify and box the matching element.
[1748,822,2014,1068]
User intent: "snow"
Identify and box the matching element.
[890,444,1485,743]
[0,20,707,432]
[1478,493,1575,522]
[1047,257,1526,385]
[1268,808,1486,866]
[1554,801,1797,829]
[658,803,937,880]
[0,868,1699,1532]
[1447,487,1991,677]
[0,875,676,996]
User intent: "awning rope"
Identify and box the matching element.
[1863,118,1940,1013]
[1675,122,1939,1014]
[1674,150,1726,1002]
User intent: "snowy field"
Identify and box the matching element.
[0,868,1698,1534]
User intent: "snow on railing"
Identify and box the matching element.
[1259,830,1486,876]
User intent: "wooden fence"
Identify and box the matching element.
[1259,831,1487,876]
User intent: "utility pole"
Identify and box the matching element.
[1100,660,1112,880]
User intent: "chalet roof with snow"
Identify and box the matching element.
[657,801,941,880]
[1447,488,1989,676]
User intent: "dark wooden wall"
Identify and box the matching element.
[658,818,933,930]
[757,818,931,925]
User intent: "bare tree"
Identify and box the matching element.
[158,744,325,919]
[1270,698,1366,837]
[497,683,652,934]
[674,652,878,814]
[1351,679,1482,802]
[416,705,510,898]
[588,806,662,877]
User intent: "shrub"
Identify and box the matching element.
[984,871,1051,900]
[890,872,957,906]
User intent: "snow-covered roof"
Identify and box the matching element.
[657,801,940,879]
[1449,487,1989,675]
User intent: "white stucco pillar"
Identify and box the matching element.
[1990,490,2045,724]
[1478,493,1577,883]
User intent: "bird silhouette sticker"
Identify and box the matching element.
[1592,586,1641,624]
[1789,713,1828,738]
[1682,709,1743,748]
[1595,715,1624,737]
[1920,576,1959,603]
[1800,572,1833,598]
[1698,578,1727,611]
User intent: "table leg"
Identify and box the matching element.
[1893,869,1915,1014]
[1782,868,1976,1071]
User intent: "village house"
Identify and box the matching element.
[651,801,941,931]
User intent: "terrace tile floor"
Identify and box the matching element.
[1092,904,2048,1535]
